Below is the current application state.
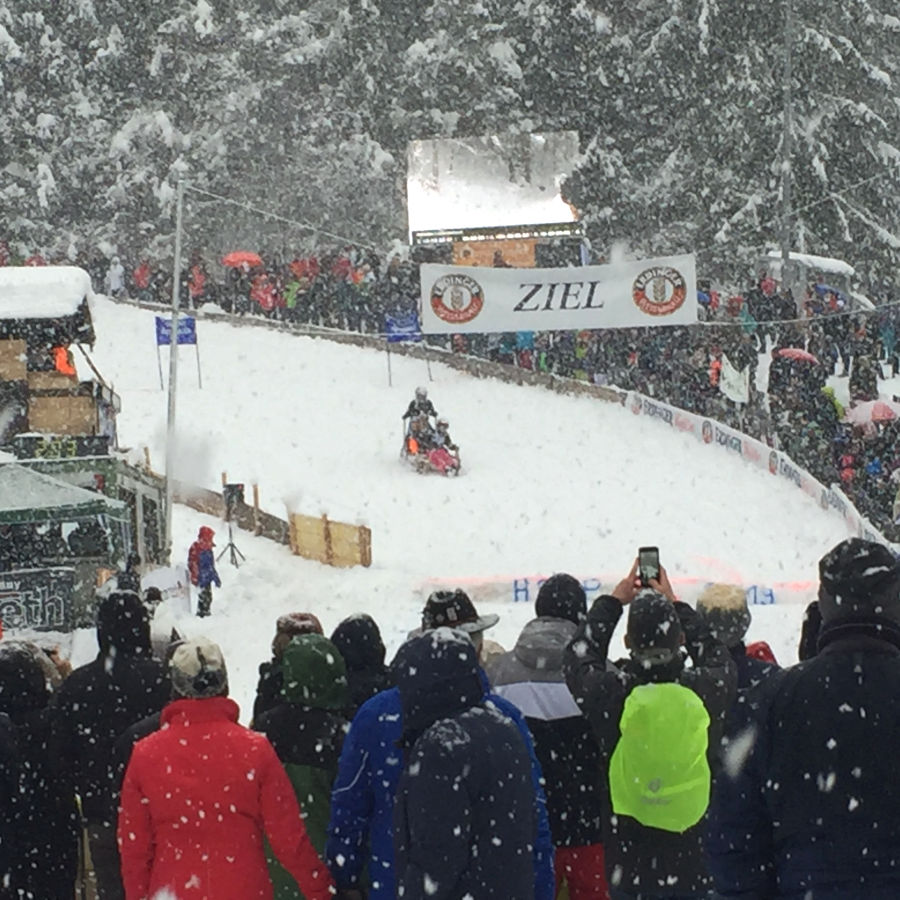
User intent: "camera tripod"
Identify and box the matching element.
[216,523,245,568]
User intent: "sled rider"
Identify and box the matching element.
[402,386,437,431]
[406,415,436,456]
[432,417,458,453]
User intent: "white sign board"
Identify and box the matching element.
[407,133,579,238]
[419,255,697,334]
[142,565,191,615]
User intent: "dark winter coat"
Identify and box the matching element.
[110,709,162,821]
[728,642,778,692]
[0,647,79,899]
[487,617,605,848]
[564,595,737,897]
[253,658,284,723]
[707,623,900,899]
[402,397,437,421]
[255,635,350,900]
[330,614,392,716]
[119,696,334,900]
[719,642,779,736]
[0,712,19,899]
[797,600,822,661]
[394,637,537,900]
[326,678,554,900]
[52,594,169,823]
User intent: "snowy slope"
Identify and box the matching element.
[66,297,858,720]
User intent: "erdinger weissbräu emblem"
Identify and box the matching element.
[701,420,713,444]
[632,266,688,317]
[430,273,484,324]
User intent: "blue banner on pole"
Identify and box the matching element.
[155,316,197,346]
[385,312,422,343]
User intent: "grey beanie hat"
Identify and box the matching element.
[170,638,228,699]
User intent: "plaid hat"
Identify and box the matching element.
[535,574,587,625]
[170,638,228,699]
[422,589,499,634]
[695,583,751,648]
[626,590,684,665]
[818,538,900,625]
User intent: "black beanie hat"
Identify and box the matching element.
[818,538,900,625]
[97,590,151,656]
[627,590,684,665]
[0,646,47,716]
[535,574,587,625]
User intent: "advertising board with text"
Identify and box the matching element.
[420,255,697,334]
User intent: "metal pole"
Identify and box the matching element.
[164,178,185,563]
[780,0,795,309]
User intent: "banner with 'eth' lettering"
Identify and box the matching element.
[419,254,697,334]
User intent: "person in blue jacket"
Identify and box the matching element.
[188,526,221,618]
[325,589,554,900]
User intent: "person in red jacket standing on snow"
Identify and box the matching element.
[188,526,220,617]
[117,638,334,900]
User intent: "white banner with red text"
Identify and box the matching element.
[419,255,697,334]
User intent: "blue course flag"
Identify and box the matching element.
[155,316,197,346]
[385,311,422,343]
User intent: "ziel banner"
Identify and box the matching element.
[419,255,697,334]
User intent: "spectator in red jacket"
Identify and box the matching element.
[118,638,334,900]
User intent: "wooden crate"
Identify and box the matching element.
[28,395,97,435]
[0,339,27,380]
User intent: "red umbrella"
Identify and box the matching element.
[222,250,263,268]
[775,347,819,364]
[845,399,900,426]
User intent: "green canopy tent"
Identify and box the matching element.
[0,464,132,628]
[0,464,128,526]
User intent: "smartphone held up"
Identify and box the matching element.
[638,546,660,587]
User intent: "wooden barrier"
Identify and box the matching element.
[288,511,372,568]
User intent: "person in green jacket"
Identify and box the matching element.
[255,633,350,899]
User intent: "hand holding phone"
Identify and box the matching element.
[638,546,660,587]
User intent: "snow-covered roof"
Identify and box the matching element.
[0,266,94,320]
[0,464,127,525]
[765,251,856,277]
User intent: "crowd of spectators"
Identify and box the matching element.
[3,539,900,898]
[4,240,899,538]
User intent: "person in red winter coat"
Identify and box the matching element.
[118,638,334,900]
[188,526,220,617]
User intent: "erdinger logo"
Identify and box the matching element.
[630,395,643,415]
[768,451,778,475]
[701,420,713,444]
[632,266,688,316]
[430,273,484,324]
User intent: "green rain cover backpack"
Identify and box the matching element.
[608,682,712,833]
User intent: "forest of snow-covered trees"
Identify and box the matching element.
[2,0,899,289]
